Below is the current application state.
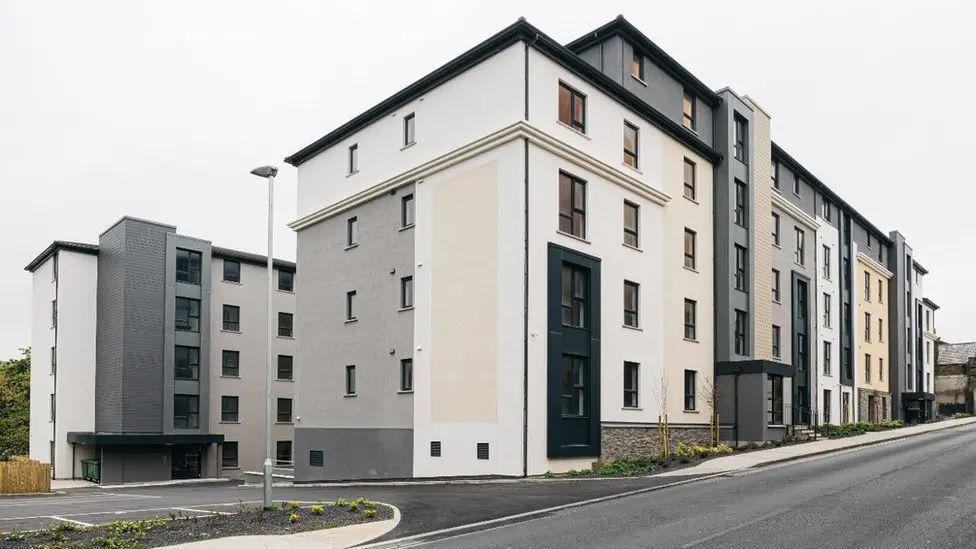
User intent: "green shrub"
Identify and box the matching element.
[335,498,348,508]
[288,513,300,524]
[286,501,300,510]
[542,470,555,478]
[269,503,280,512]
[348,502,360,512]
[309,504,325,515]
[364,508,377,519]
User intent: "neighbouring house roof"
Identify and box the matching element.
[212,246,296,272]
[938,341,976,366]
[23,241,99,272]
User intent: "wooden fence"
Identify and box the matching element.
[0,458,51,494]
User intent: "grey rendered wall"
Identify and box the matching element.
[99,446,171,484]
[888,232,910,417]
[294,184,415,480]
[294,428,412,481]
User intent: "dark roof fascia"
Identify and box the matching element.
[212,246,296,272]
[564,16,721,107]
[285,18,722,167]
[771,142,891,246]
[66,432,225,445]
[913,260,929,275]
[923,297,940,310]
[24,241,99,272]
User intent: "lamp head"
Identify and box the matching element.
[250,165,278,178]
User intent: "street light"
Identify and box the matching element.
[250,164,278,510]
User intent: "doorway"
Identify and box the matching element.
[172,446,202,479]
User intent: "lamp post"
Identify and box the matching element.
[250,164,278,510]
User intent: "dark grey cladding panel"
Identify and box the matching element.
[293,428,413,481]
[95,222,126,432]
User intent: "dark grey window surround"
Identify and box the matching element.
[176,248,202,285]
[175,297,200,333]
[174,345,200,380]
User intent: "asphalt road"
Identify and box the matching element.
[418,421,976,548]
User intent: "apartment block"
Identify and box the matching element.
[26,217,296,483]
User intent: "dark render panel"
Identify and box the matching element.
[99,446,171,485]
[95,223,126,432]
[294,428,413,481]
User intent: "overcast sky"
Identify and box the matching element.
[2,0,974,358]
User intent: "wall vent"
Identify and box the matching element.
[430,441,442,457]
[476,442,489,460]
[309,450,324,467]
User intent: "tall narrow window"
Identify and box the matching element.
[278,270,294,292]
[623,362,639,408]
[683,91,696,131]
[223,259,241,283]
[823,245,832,279]
[561,264,587,328]
[345,365,356,395]
[623,201,639,248]
[401,194,415,228]
[683,158,696,200]
[734,180,748,227]
[403,112,415,146]
[772,325,781,358]
[50,346,56,375]
[733,115,747,162]
[276,441,292,466]
[560,355,587,416]
[400,358,413,392]
[222,350,239,377]
[400,276,414,309]
[767,374,783,425]
[348,143,358,174]
[222,442,239,468]
[278,312,294,337]
[222,304,240,332]
[221,396,239,422]
[684,299,697,340]
[277,355,293,380]
[175,297,200,332]
[176,248,202,285]
[346,291,357,321]
[844,303,851,335]
[623,281,640,328]
[879,318,884,342]
[772,212,781,245]
[623,122,639,168]
[630,48,644,80]
[823,341,832,375]
[558,82,586,133]
[50,393,55,421]
[277,398,293,423]
[864,271,871,301]
[864,312,871,342]
[735,310,748,355]
[823,293,832,328]
[865,354,872,383]
[880,358,884,382]
[175,346,200,380]
[772,162,779,190]
[795,228,805,265]
[772,269,781,302]
[793,174,801,196]
[346,217,358,247]
[684,228,696,270]
[734,245,747,292]
[822,199,832,221]
[173,395,199,429]
[683,370,697,410]
[558,172,586,238]
[823,390,832,424]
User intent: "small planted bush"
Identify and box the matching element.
[309,504,325,515]
[364,509,377,519]
[288,513,300,524]
[335,497,348,508]
[286,501,300,510]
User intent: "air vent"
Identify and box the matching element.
[430,441,441,457]
[476,442,489,460]
[309,450,324,467]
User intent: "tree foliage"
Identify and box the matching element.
[0,348,30,459]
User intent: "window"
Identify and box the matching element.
[276,441,292,466]
[822,200,831,221]
[309,450,324,467]
[278,312,293,337]
[50,393,55,421]
[345,365,356,395]
[733,115,747,162]
[348,143,358,174]
[793,174,801,196]
[767,374,783,425]
[560,355,587,416]
[844,303,851,335]
[561,264,587,328]
[221,396,239,422]
[175,346,200,380]
[222,442,239,468]
[684,299,697,340]
[623,362,639,408]
[843,258,850,287]
[734,245,747,292]
[50,346,56,375]
[630,48,644,80]
[277,355,293,380]
[624,201,640,248]
[878,279,884,303]
[223,259,240,283]
[865,354,871,383]
[278,270,294,292]
[684,229,696,270]
[51,299,57,327]
[222,304,240,332]
[823,341,832,375]
[683,158,696,200]
[400,276,414,309]
[176,248,202,285]
[684,370,697,410]
[926,341,931,365]
[558,82,586,133]
[823,293,832,328]
[400,358,413,392]
[823,245,832,279]
[772,325,781,358]
[925,309,931,331]
[173,395,199,429]
[623,122,639,168]
[864,271,871,301]
[734,180,747,227]
[623,281,640,328]
[346,291,357,321]
[175,297,200,332]
[403,112,415,146]
[772,213,781,245]
[864,312,871,342]
[558,172,586,238]
[401,193,415,228]
[735,310,748,355]
[683,91,696,131]
[879,318,884,342]
[795,228,805,265]
[277,398,293,423]
[879,358,884,381]
[772,269,781,302]
[346,217,358,247]
[222,350,239,377]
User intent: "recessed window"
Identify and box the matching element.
[623,122,639,169]
[222,350,239,377]
[223,259,241,283]
[276,441,292,466]
[346,291,357,321]
[865,354,872,383]
[346,217,358,247]
[50,346,56,375]
[401,194,415,228]
[880,358,885,382]
[278,312,293,337]
[403,113,416,146]
[822,199,831,221]
[683,370,697,411]
[345,365,356,395]
[795,228,805,265]
[733,114,747,163]
[772,213,780,246]
[222,441,239,468]
[222,304,240,332]
[823,293,832,328]
[173,394,199,429]
[683,91,696,131]
[309,450,324,467]
[623,361,639,408]
[50,393,56,421]
[822,245,832,279]
[175,297,201,332]
[277,398,293,423]
[561,264,587,328]
[221,396,239,422]
[400,276,414,309]
[558,82,586,133]
[734,245,748,292]
[623,280,640,328]
[683,158,696,200]
[400,358,413,392]
[734,310,748,355]
[772,325,781,358]
[734,180,747,227]
[630,47,644,80]
[558,172,586,238]
[278,270,294,292]
[823,341,832,375]
[51,299,57,327]
[864,312,871,342]
[348,143,358,174]
[176,248,202,285]
[767,374,783,425]
[772,162,779,190]
[624,201,639,248]
[560,355,587,416]
[879,318,884,342]
[684,228,696,270]
[772,269,781,302]
[864,271,871,301]
[277,355,293,380]
[684,299,697,340]
[175,345,200,380]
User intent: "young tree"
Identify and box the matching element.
[699,376,724,446]
[654,372,670,458]
[0,349,30,459]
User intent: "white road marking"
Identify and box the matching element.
[170,507,233,516]
[49,515,94,527]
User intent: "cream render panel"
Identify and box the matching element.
[744,97,775,362]
[856,252,891,395]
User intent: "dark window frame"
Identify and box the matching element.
[733,114,747,163]
[222,441,239,468]
[277,354,293,381]
[734,180,748,227]
[684,299,697,340]
[683,369,697,411]
[174,345,200,381]
[735,310,748,355]
[684,228,696,270]
[630,47,644,81]
[683,158,697,200]
[772,325,781,358]
[278,312,294,337]
[222,304,241,332]
[276,441,292,466]
[767,374,784,425]
[221,395,239,422]
[221,350,240,377]
[400,276,414,309]
[623,122,639,169]
[401,193,416,228]
[348,143,358,174]
[560,354,587,417]
[223,259,241,283]
[276,397,293,423]
[173,394,199,430]
[772,212,781,245]
[175,297,201,333]
[400,358,413,392]
[403,112,416,146]
[623,280,640,328]
[683,90,697,131]
[345,365,356,395]
[176,248,202,285]
[278,270,294,292]
[346,216,358,247]
[558,171,587,238]
[734,245,748,292]
[623,201,640,248]
[560,263,588,328]
[346,290,357,321]
[558,81,586,133]
[623,361,639,408]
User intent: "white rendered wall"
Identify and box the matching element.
[816,222,841,425]
[29,258,56,465]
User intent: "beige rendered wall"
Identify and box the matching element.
[744,96,775,362]
[856,254,891,394]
